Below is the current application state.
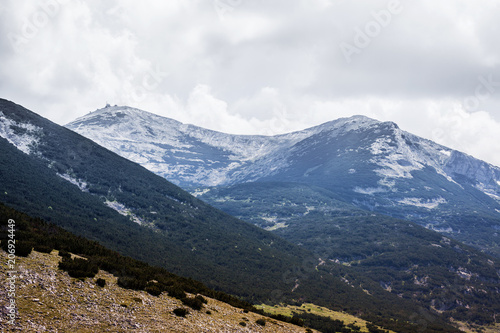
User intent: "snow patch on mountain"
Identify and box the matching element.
[353,187,387,195]
[191,188,211,197]
[370,128,426,179]
[57,173,88,192]
[368,125,479,194]
[427,225,454,233]
[0,111,41,154]
[322,115,380,135]
[105,200,145,225]
[476,183,500,202]
[398,197,447,209]
[370,137,391,155]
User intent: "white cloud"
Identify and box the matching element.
[0,0,499,166]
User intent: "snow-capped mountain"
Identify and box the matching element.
[0,98,322,300]
[4,99,500,330]
[66,105,340,186]
[66,105,500,256]
[66,105,500,202]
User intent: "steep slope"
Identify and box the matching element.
[200,182,500,326]
[66,105,320,187]
[0,98,311,300]
[66,106,500,256]
[0,204,320,333]
[0,203,469,333]
[64,103,500,327]
[1,249,312,333]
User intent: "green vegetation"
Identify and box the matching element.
[256,318,266,326]
[0,203,255,310]
[96,278,106,287]
[0,202,460,332]
[58,256,99,279]
[257,303,390,333]
[181,296,204,311]
[202,181,500,327]
[144,282,162,296]
[0,203,341,331]
[173,308,188,317]
[279,212,500,326]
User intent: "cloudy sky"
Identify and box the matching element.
[1,0,500,165]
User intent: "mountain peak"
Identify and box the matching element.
[68,105,177,126]
[66,106,189,144]
[305,114,381,136]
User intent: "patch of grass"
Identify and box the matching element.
[256,303,395,333]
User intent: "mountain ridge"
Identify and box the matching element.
[66,105,500,257]
[67,106,384,187]
[66,105,500,192]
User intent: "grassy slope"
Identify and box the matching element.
[256,303,395,333]
[0,249,317,333]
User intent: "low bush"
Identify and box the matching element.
[117,276,146,290]
[96,278,106,287]
[166,286,186,300]
[58,257,98,279]
[16,241,33,257]
[34,244,53,253]
[195,295,207,304]
[173,308,188,317]
[256,318,266,326]
[145,282,162,296]
[181,296,204,310]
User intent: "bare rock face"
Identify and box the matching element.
[0,250,315,333]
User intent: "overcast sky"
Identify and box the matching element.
[1,0,500,165]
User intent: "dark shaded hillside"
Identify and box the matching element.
[0,203,326,332]
[0,202,461,333]
[201,181,500,326]
[0,98,308,299]
[248,122,500,257]
[0,202,254,310]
